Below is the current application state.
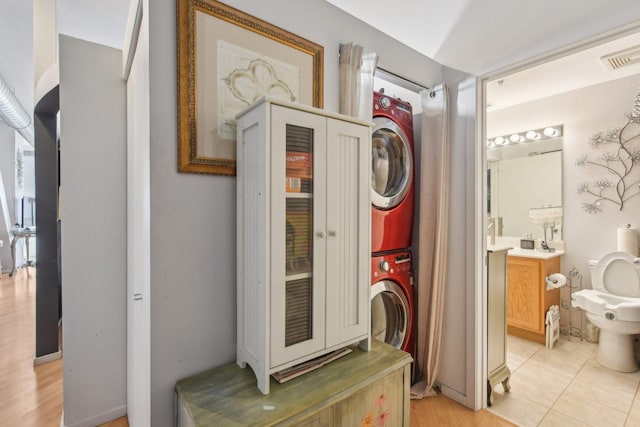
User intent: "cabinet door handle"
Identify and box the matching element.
[317,231,325,238]
[328,230,337,237]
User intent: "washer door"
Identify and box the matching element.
[371,116,413,209]
[371,279,409,349]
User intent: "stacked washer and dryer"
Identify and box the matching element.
[370,90,416,355]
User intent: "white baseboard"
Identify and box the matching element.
[33,350,62,366]
[60,405,127,427]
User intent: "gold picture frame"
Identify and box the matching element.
[177,0,324,175]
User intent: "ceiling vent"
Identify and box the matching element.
[601,45,640,70]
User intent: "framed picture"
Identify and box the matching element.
[177,0,324,175]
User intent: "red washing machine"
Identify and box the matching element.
[371,251,414,355]
[371,90,415,254]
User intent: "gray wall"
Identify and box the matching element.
[0,125,15,271]
[147,0,444,424]
[59,35,127,427]
[439,69,477,405]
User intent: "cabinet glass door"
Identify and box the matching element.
[270,105,326,368]
[285,125,314,346]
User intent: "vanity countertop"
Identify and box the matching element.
[507,247,564,259]
[487,244,513,253]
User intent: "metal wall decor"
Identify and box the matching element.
[177,0,324,175]
[576,89,640,213]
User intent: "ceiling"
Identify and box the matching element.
[0,0,130,142]
[327,0,640,109]
[487,31,640,111]
[3,0,640,140]
[325,0,640,75]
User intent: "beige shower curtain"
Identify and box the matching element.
[411,84,451,399]
[338,43,378,119]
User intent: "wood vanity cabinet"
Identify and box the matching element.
[507,255,561,344]
[236,98,371,394]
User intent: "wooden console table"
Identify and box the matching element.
[176,341,412,426]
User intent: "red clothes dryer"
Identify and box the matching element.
[371,251,414,355]
[371,91,415,254]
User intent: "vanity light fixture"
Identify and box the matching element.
[525,130,540,140]
[488,125,563,149]
[494,136,507,145]
[543,127,560,137]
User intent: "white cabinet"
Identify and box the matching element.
[236,98,371,394]
[487,248,511,406]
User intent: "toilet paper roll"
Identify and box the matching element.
[617,227,639,256]
[546,273,567,290]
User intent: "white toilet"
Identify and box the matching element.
[572,251,640,372]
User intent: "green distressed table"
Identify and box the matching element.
[175,341,412,426]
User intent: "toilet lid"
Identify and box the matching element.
[592,251,640,297]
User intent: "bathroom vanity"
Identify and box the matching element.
[506,249,563,344]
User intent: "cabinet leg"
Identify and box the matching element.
[487,380,493,407]
[502,376,511,393]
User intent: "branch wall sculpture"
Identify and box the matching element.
[576,89,640,213]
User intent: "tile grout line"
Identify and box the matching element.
[623,375,640,426]
[498,336,640,427]
[536,338,597,426]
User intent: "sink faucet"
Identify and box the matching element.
[487,218,496,245]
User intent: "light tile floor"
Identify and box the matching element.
[488,335,640,427]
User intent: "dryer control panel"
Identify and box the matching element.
[373,91,413,127]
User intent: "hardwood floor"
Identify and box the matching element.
[411,394,516,426]
[0,268,127,427]
[1,267,510,426]
[0,268,64,426]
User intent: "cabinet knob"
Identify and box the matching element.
[317,231,325,238]
[328,230,337,237]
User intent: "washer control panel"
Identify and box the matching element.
[374,253,413,274]
[394,253,412,273]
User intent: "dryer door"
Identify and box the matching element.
[371,279,409,349]
[371,116,413,209]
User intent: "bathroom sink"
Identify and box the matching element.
[508,247,564,259]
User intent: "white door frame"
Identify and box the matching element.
[124,0,151,425]
[475,22,640,409]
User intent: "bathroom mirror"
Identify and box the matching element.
[487,136,563,241]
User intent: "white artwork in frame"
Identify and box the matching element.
[177,0,323,175]
[217,40,300,140]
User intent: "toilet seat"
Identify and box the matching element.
[592,251,640,297]
[573,290,640,322]
[572,252,640,373]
